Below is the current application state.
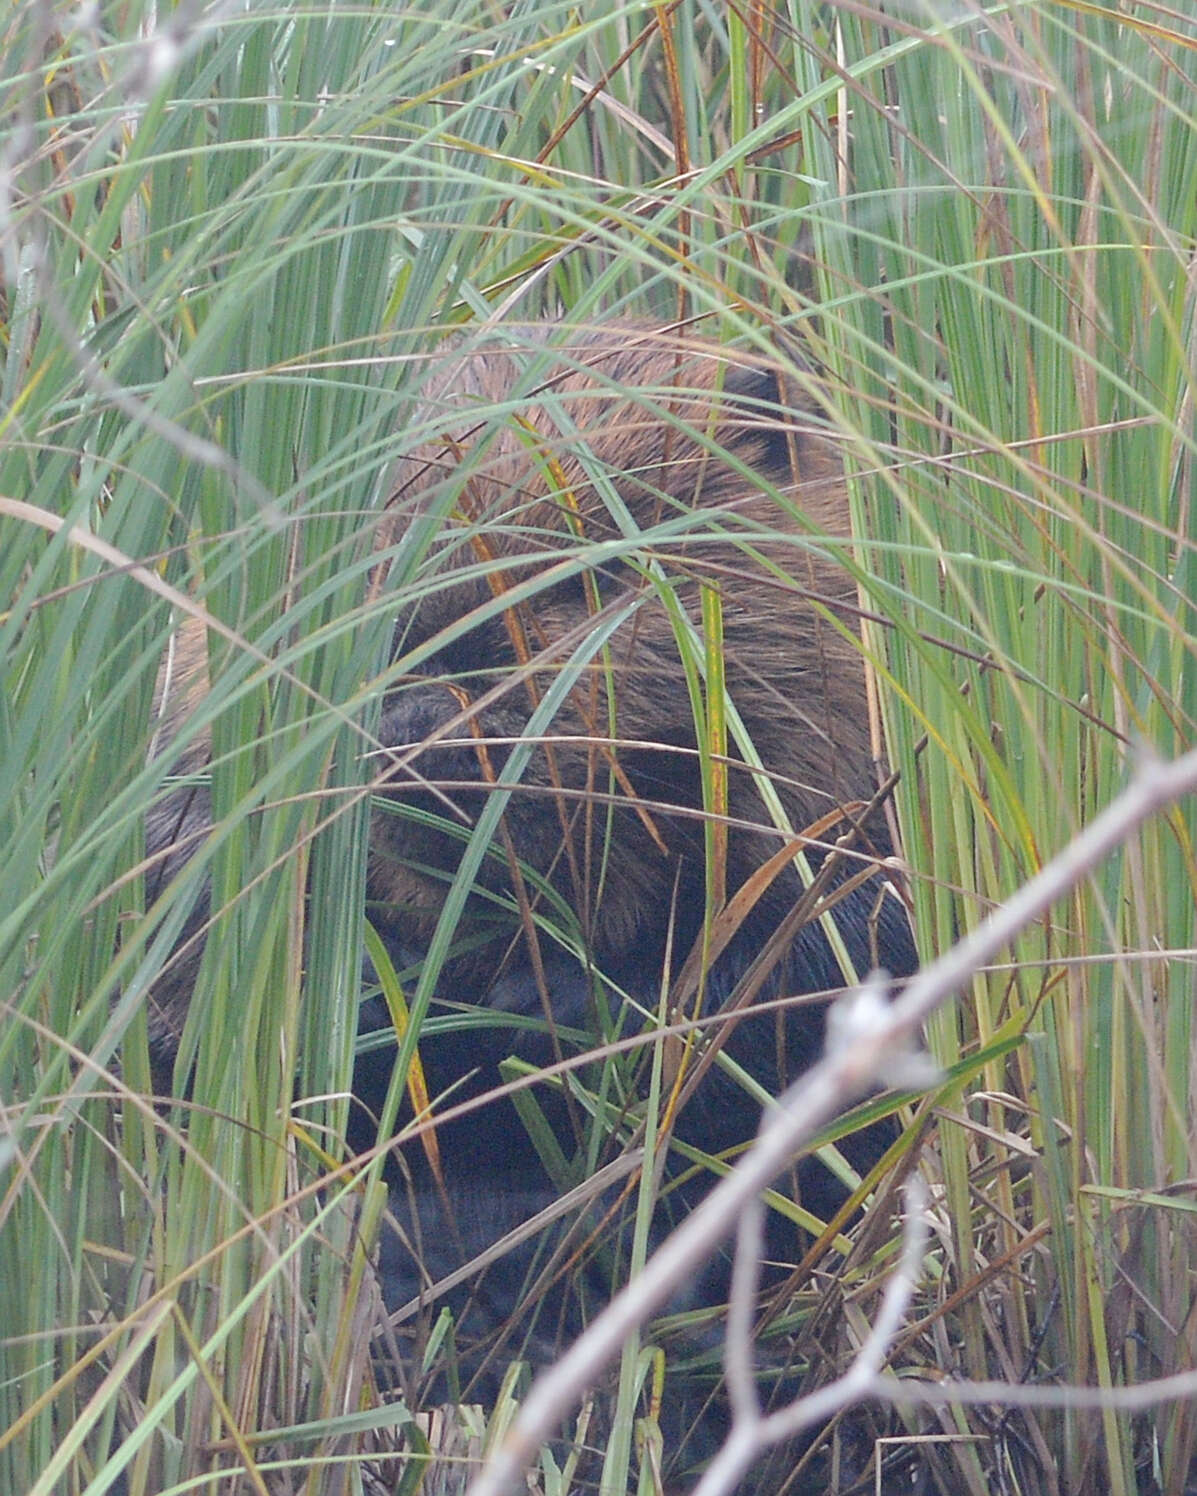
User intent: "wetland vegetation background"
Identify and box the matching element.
[1,1,1195,1492]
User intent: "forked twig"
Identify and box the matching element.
[467,745,1197,1496]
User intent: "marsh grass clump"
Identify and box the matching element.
[1,2,1194,1494]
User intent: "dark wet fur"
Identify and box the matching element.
[146,324,916,1490]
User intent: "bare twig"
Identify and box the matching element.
[466,744,1197,1496]
[724,1192,765,1427]
[697,1177,930,1496]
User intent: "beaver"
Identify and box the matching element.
[146,322,915,1474]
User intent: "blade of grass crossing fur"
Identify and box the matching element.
[600,966,671,1496]
[348,602,640,1207]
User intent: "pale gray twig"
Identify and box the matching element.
[465,744,1197,1496]
[695,1176,930,1496]
[724,1191,765,1427]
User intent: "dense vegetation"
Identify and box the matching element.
[1,2,1194,1493]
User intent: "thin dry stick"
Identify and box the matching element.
[694,1177,930,1496]
[466,744,1197,1496]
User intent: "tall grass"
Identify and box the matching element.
[1,2,1194,1494]
[791,7,1197,1491]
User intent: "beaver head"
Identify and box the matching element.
[366,324,881,988]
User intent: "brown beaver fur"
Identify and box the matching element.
[371,324,894,1004]
[149,323,896,1044]
[145,322,913,1484]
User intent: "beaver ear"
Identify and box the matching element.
[719,337,825,473]
[719,334,818,412]
[719,358,785,410]
[768,327,816,382]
